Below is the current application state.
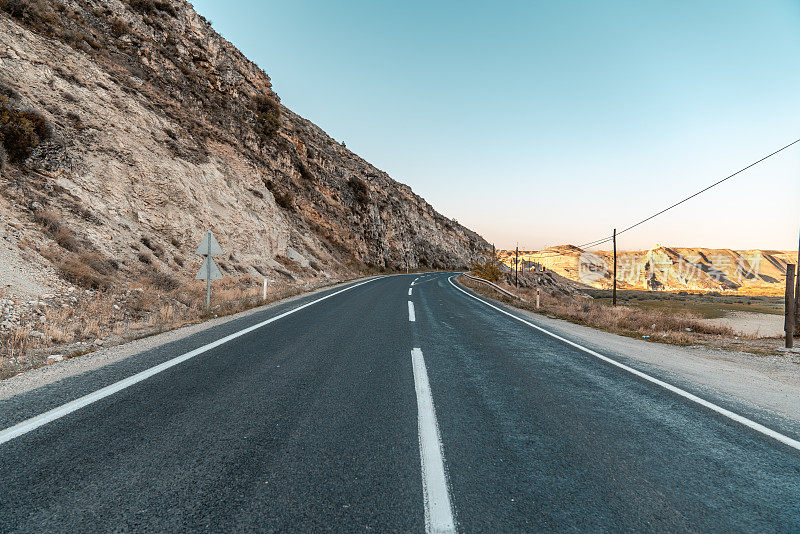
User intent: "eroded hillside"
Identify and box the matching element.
[499,246,795,295]
[0,0,487,299]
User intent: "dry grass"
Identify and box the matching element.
[0,273,352,379]
[460,276,734,345]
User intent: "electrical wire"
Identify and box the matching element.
[516,136,800,259]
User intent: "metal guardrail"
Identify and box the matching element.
[460,274,527,302]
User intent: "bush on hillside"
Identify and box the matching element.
[129,0,176,17]
[0,0,55,28]
[273,189,294,210]
[347,177,370,206]
[57,253,114,289]
[254,95,281,142]
[0,97,51,163]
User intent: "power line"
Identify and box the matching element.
[495,137,800,266]
[614,137,800,239]
[535,136,800,256]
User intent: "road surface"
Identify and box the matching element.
[1,273,798,532]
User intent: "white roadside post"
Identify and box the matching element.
[536,288,541,309]
[263,278,268,302]
[195,230,224,309]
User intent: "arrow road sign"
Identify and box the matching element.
[195,256,223,280]
[195,231,223,256]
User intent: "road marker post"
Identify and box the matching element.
[794,229,799,337]
[195,230,224,309]
[785,264,795,349]
[536,288,540,309]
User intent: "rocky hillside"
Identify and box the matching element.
[499,246,796,295]
[0,0,487,298]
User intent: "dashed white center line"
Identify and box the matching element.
[408,301,416,322]
[412,348,456,534]
[409,288,413,296]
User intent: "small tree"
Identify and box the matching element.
[470,249,505,282]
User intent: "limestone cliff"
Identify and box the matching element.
[0,0,487,297]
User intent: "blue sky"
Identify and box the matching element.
[192,0,800,251]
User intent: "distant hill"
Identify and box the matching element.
[498,246,796,295]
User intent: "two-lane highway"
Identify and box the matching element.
[1,273,798,532]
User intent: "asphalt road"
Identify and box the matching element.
[1,272,798,532]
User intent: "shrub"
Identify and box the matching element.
[32,208,82,251]
[273,189,294,210]
[58,256,111,289]
[469,249,505,282]
[147,270,180,291]
[0,0,53,26]
[138,251,153,264]
[254,95,281,142]
[53,226,79,252]
[110,18,128,36]
[129,0,176,17]
[347,177,370,205]
[81,252,118,275]
[141,236,164,257]
[0,97,51,163]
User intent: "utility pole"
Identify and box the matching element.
[795,228,799,337]
[515,245,519,288]
[785,264,795,349]
[612,228,617,307]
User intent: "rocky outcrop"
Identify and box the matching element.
[500,246,795,295]
[0,0,487,297]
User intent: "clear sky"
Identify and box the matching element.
[191,0,800,251]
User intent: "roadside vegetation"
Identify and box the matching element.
[0,95,52,164]
[459,274,740,346]
[469,249,505,282]
[0,275,349,380]
[585,289,784,318]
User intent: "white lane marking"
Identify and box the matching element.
[0,278,380,446]
[448,276,800,452]
[409,288,413,296]
[412,348,457,534]
[409,301,416,322]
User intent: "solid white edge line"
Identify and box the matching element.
[409,301,416,322]
[409,288,413,296]
[448,275,800,452]
[412,348,457,534]
[0,277,380,446]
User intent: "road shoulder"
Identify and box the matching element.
[452,277,800,430]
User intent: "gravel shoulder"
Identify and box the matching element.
[701,310,785,338]
[0,277,372,401]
